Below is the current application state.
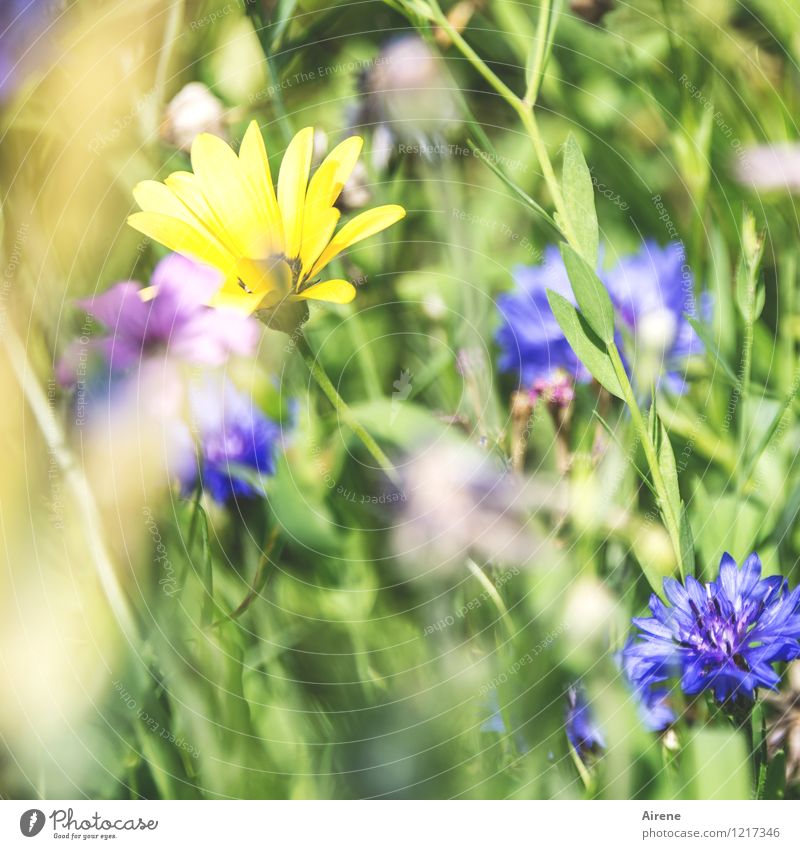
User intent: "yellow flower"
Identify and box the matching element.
[128,122,405,318]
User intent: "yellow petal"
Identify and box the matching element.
[127,211,233,270]
[309,204,405,278]
[277,126,314,260]
[238,121,283,254]
[133,180,222,249]
[305,135,363,213]
[300,207,340,278]
[190,132,267,258]
[164,171,235,252]
[296,279,356,304]
[209,274,267,314]
[234,256,291,298]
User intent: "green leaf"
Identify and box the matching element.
[193,502,215,627]
[546,289,623,398]
[679,502,695,577]
[560,243,615,343]
[658,423,681,519]
[561,134,599,267]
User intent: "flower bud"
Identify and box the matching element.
[161,82,227,152]
[360,35,459,146]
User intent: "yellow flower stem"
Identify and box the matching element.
[296,333,401,487]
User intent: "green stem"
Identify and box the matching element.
[466,558,515,641]
[212,526,282,627]
[296,334,400,486]
[737,310,756,495]
[428,1,579,251]
[3,327,140,643]
[608,343,684,579]
[523,0,553,107]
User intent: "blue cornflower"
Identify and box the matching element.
[565,686,605,759]
[180,379,281,505]
[619,650,675,732]
[623,553,800,705]
[496,246,591,392]
[496,241,706,395]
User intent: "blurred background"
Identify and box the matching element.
[2,0,800,799]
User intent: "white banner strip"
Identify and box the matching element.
[1,800,799,847]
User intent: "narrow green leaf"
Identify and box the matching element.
[560,243,616,344]
[648,395,660,449]
[658,423,681,519]
[190,501,215,628]
[546,289,623,399]
[679,501,695,577]
[561,134,599,266]
[467,138,558,233]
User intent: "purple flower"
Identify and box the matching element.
[496,242,706,395]
[496,246,591,388]
[619,650,675,732]
[565,686,605,759]
[57,255,275,501]
[1,1,58,101]
[62,254,258,379]
[604,241,706,394]
[179,379,280,504]
[623,553,800,706]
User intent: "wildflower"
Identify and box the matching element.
[619,649,675,732]
[58,253,258,383]
[0,0,58,101]
[394,440,567,573]
[623,553,800,706]
[128,121,405,329]
[496,242,705,395]
[496,246,591,390]
[565,686,605,759]
[161,81,227,153]
[603,241,706,393]
[351,35,459,170]
[57,255,264,498]
[180,379,281,504]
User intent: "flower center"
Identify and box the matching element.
[684,594,753,666]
